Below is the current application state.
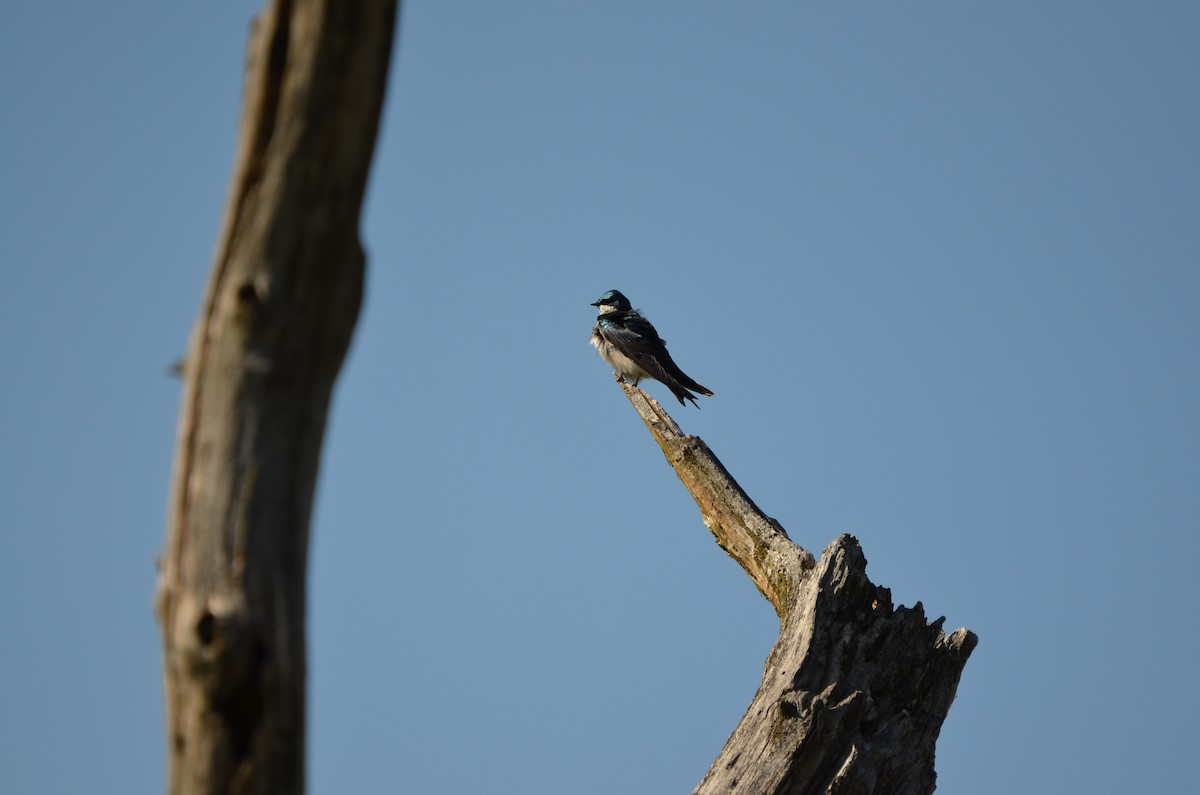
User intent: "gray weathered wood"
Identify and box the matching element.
[154,2,397,793]
[615,378,977,794]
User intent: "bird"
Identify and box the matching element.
[589,289,713,407]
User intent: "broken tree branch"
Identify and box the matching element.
[616,380,977,795]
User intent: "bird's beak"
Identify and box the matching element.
[590,300,601,307]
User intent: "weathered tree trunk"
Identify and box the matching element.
[612,379,977,794]
[154,2,396,793]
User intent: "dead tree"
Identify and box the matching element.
[611,379,977,795]
[154,2,397,793]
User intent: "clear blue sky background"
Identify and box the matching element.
[2,2,1197,792]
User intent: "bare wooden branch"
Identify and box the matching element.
[154,2,397,793]
[616,380,977,795]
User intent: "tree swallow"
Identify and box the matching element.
[590,289,714,407]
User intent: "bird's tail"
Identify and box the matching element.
[668,380,711,408]
[665,368,712,407]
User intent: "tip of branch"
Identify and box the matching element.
[619,380,684,439]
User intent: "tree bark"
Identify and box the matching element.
[612,379,977,795]
[154,2,396,793]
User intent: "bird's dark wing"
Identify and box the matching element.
[598,312,663,351]
[597,313,672,373]
[600,312,713,405]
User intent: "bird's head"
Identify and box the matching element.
[591,289,632,314]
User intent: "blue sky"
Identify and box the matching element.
[2,2,1198,792]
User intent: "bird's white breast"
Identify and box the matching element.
[591,327,651,381]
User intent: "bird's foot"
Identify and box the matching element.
[612,373,642,389]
